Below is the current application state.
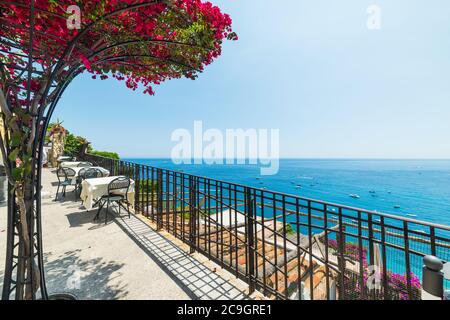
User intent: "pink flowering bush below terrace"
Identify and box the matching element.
[328,239,421,300]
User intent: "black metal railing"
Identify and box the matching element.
[82,154,450,300]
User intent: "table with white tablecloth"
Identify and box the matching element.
[71,166,110,178]
[60,161,88,167]
[57,156,73,162]
[80,176,135,210]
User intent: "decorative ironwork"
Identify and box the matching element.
[84,153,450,300]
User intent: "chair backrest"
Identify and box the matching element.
[57,167,75,181]
[77,161,92,167]
[77,167,87,179]
[64,167,76,178]
[83,168,103,180]
[108,176,130,195]
[56,167,67,182]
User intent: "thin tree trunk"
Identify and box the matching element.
[1,85,44,299]
[15,184,40,299]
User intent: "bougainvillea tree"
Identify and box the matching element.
[0,0,236,299]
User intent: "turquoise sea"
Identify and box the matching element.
[124,159,450,226]
[123,158,450,285]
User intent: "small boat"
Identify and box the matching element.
[349,194,360,199]
[406,214,417,217]
[369,190,376,194]
[394,205,401,209]
[296,184,301,188]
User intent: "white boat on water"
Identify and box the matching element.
[349,194,360,199]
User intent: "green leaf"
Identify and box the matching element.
[23,162,32,175]
[22,153,31,163]
[11,167,23,181]
[8,148,19,162]
[10,132,21,148]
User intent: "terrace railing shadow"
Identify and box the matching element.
[114,212,250,300]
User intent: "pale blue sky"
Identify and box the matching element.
[53,0,450,158]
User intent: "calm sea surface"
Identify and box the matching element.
[124,159,450,226]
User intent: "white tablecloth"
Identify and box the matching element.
[42,147,50,165]
[60,161,86,167]
[71,166,110,177]
[57,156,73,162]
[80,176,135,210]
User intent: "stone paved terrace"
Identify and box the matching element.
[0,168,260,300]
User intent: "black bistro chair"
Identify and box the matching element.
[77,167,103,199]
[55,167,77,201]
[84,167,104,179]
[94,176,131,224]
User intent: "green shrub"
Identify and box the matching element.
[284,223,295,235]
[55,122,118,158]
[137,179,159,193]
[64,133,91,156]
[90,150,120,159]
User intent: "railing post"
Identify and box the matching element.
[368,215,376,299]
[245,187,256,295]
[134,164,140,213]
[336,211,346,300]
[421,255,444,300]
[189,176,197,254]
[156,169,163,231]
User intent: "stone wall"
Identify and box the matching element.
[49,130,66,167]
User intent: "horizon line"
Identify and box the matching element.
[118,157,450,161]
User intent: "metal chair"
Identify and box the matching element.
[94,176,131,224]
[77,168,103,199]
[55,167,77,201]
[84,167,103,179]
[77,161,92,167]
